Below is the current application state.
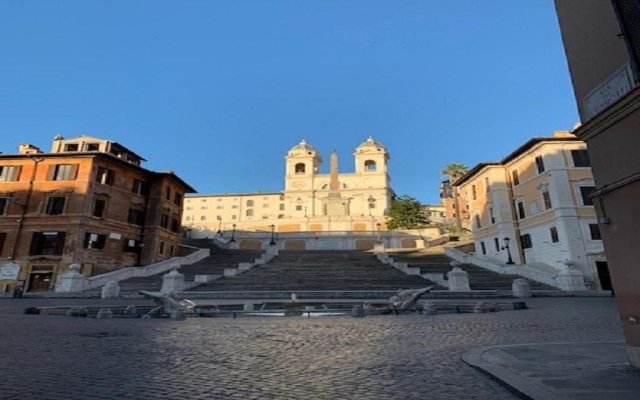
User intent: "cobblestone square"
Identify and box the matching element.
[0,297,622,400]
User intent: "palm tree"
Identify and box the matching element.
[441,163,469,233]
[441,163,469,183]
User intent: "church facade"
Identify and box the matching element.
[183,137,394,235]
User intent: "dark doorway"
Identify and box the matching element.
[27,272,53,291]
[596,261,613,293]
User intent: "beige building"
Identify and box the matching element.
[555,0,640,368]
[183,137,393,236]
[453,132,606,287]
[422,204,448,225]
[439,179,470,231]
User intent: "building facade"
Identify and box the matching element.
[183,137,394,235]
[453,132,606,287]
[0,135,195,293]
[554,0,640,367]
[422,204,448,225]
[439,179,470,231]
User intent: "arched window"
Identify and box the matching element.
[246,209,254,217]
[246,200,254,207]
[295,163,306,174]
[364,160,377,171]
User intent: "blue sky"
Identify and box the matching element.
[0,1,578,204]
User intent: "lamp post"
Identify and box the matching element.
[230,224,236,243]
[502,237,514,265]
[269,224,276,245]
[216,216,222,236]
[376,223,381,243]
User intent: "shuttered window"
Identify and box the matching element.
[0,165,21,182]
[613,0,640,73]
[47,164,78,181]
[29,232,66,255]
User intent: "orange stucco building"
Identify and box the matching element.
[0,135,195,293]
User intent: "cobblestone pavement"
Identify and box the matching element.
[0,297,623,400]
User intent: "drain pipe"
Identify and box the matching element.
[11,155,43,259]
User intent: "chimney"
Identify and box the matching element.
[18,143,43,155]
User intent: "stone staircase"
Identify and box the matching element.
[387,248,558,291]
[85,244,263,296]
[191,250,431,292]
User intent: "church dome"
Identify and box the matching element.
[356,136,386,152]
[288,139,318,156]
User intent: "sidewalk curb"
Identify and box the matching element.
[462,345,565,400]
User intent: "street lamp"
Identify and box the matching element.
[367,196,376,216]
[502,237,515,265]
[269,224,276,245]
[376,223,382,242]
[216,216,222,236]
[230,224,236,243]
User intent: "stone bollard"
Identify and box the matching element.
[447,266,471,292]
[351,304,365,318]
[161,267,185,294]
[243,303,255,312]
[422,301,438,315]
[96,308,113,319]
[101,281,121,299]
[512,278,532,298]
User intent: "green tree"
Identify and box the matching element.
[385,195,430,230]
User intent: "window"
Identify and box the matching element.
[165,186,171,200]
[132,179,148,196]
[589,224,602,240]
[517,201,526,219]
[128,209,145,225]
[571,150,591,167]
[295,163,306,174]
[170,245,175,256]
[0,197,7,215]
[174,193,182,206]
[231,215,237,220]
[535,156,545,174]
[472,185,477,200]
[484,177,490,193]
[279,194,285,201]
[93,199,106,218]
[0,232,5,255]
[550,227,559,243]
[512,169,520,185]
[296,205,303,211]
[246,200,254,207]
[200,216,206,220]
[521,234,532,249]
[494,237,500,252]
[0,165,21,182]
[480,241,486,255]
[246,209,254,217]
[580,186,595,206]
[86,143,100,151]
[83,232,106,249]
[124,239,140,252]
[474,215,481,229]
[64,143,79,152]
[96,167,115,185]
[542,190,552,210]
[232,205,239,209]
[161,214,170,229]
[48,164,78,181]
[279,204,285,210]
[200,206,207,210]
[364,160,377,172]
[263,203,269,208]
[29,232,66,255]
[171,218,179,233]
[45,197,65,215]
[489,207,495,224]
[216,206,223,209]
[158,241,165,255]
